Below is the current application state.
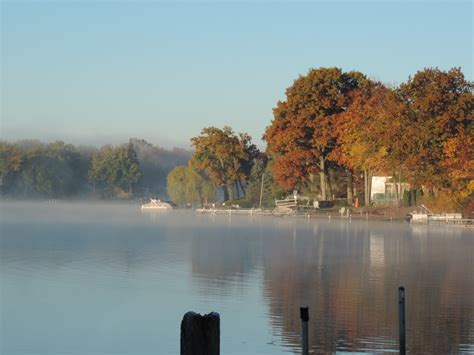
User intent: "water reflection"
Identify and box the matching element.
[1,202,473,354]
[260,220,474,354]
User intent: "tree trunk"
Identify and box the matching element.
[226,181,235,202]
[319,157,327,200]
[353,185,358,207]
[309,173,319,194]
[394,171,399,202]
[238,180,246,197]
[398,166,402,204]
[347,170,353,205]
[410,189,416,206]
[326,168,334,200]
[222,184,229,202]
[368,170,372,206]
[234,181,239,199]
[364,169,372,207]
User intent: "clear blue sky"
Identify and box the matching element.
[1,1,472,149]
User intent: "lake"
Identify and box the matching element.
[1,202,473,354]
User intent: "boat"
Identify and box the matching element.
[141,198,174,210]
[406,204,462,223]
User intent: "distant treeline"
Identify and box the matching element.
[0,138,190,199]
[167,67,473,214]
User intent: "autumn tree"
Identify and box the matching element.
[330,83,407,206]
[264,67,367,199]
[191,126,258,201]
[398,67,473,194]
[439,127,474,212]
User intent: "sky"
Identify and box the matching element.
[1,1,472,149]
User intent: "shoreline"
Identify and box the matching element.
[195,207,474,228]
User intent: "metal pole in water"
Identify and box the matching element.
[399,287,406,355]
[300,307,309,355]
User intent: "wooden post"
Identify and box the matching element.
[180,311,220,355]
[399,287,406,355]
[300,307,309,355]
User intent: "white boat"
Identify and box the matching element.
[141,198,174,210]
[406,204,462,223]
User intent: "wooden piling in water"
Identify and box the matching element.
[180,311,220,355]
[399,287,406,355]
[300,307,309,355]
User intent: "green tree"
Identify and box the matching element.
[87,143,142,196]
[167,165,216,207]
[130,138,191,197]
[88,145,114,191]
[0,142,23,193]
[14,142,89,198]
[121,142,142,193]
[244,158,280,208]
[167,166,188,206]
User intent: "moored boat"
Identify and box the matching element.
[406,204,462,223]
[141,198,174,210]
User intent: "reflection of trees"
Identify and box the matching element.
[262,221,474,354]
[5,207,472,354]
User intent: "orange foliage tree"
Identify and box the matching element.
[329,83,407,206]
[264,67,366,199]
[398,67,473,194]
[191,126,258,201]
[440,127,474,212]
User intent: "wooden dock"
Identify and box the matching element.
[195,207,474,226]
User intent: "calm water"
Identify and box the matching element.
[1,202,473,354]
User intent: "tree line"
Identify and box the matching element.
[167,67,472,213]
[0,139,190,199]
[2,66,471,212]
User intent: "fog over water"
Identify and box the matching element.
[1,202,473,354]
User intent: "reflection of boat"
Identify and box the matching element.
[406,204,462,223]
[141,198,174,210]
